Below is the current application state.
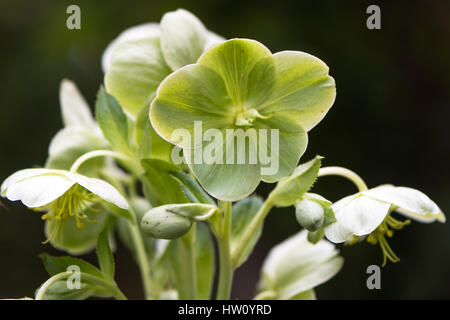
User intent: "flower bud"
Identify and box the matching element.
[141,207,192,239]
[295,199,325,232]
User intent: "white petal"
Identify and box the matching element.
[364,185,445,223]
[73,174,128,210]
[102,23,160,72]
[60,79,95,128]
[1,168,55,196]
[5,173,75,208]
[160,9,209,70]
[48,127,105,157]
[324,218,354,243]
[261,230,343,299]
[205,31,225,49]
[336,195,390,236]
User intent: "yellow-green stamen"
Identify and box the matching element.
[39,184,98,243]
[367,214,411,267]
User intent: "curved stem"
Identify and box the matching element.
[70,150,131,174]
[231,200,273,268]
[216,201,233,300]
[319,166,368,192]
[35,272,127,300]
[35,272,70,300]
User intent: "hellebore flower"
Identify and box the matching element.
[150,39,336,201]
[256,230,343,300]
[1,169,128,250]
[103,8,224,118]
[324,185,445,266]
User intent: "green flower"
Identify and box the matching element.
[150,39,335,201]
[103,9,224,118]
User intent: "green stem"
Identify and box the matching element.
[318,166,368,191]
[182,226,198,299]
[216,201,233,300]
[35,272,127,300]
[231,199,273,268]
[128,220,153,300]
[70,150,131,174]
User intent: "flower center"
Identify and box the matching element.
[366,214,411,267]
[40,184,98,243]
[234,108,269,127]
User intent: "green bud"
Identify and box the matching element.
[295,199,325,232]
[141,206,192,239]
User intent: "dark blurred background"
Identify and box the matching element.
[1,0,449,299]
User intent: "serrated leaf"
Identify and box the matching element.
[95,87,131,155]
[141,159,189,206]
[39,253,105,280]
[269,156,322,207]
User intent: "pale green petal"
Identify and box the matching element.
[59,79,96,128]
[198,39,273,106]
[364,185,445,223]
[256,115,307,182]
[150,64,234,148]
[5,172,75,208]
[102,23,160,72]
[260,230,343,300]
[258,51,336,131]
[105,37,172,118]
[187,134,261,201]
[160,9,209,70]
[72,174,128,210]
[45,206,109,255]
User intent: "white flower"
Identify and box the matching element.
[1,168,128,242]
[257,230,343,300]
[324,184,445,266]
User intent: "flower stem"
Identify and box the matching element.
[70,150,131,174]
[182,226,198,299]
[318,166,369,191]
[216,200,233,300]
[127,217,153,300]
[231,199,273,268]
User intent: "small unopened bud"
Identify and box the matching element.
[141,207,192,239]
[295,199,324,232]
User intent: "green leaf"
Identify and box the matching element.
[95,87,131,155]
[258,230,343,300]
[290,289,316,300]
[160,9,209,70]
[230,196,264,268]
[269,156,322,207]
[39,253,105,280]
[164,203,217,220]
[39,281,96,300]
[105,37,172,118]
[96,228,115,279]
[141,159,189,206]
[45,205,109,255]
[169,171,215,205]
